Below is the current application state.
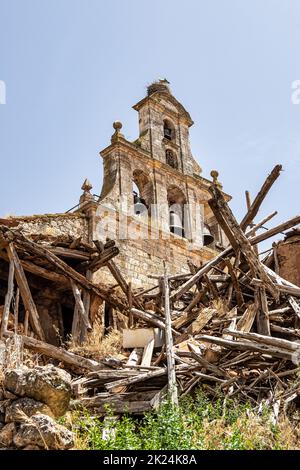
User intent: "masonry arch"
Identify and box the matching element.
[132,169,154,216]
[167,185,187,238]
[163,118,176,141]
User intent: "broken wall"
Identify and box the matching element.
[277,232,300,287]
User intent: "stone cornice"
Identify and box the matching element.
[132,92,194,127]
[99,139,231,203]
[1,212,87,223]
[100,140,231,199]
[100,138,151,160]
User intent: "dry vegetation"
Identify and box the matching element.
[68,327,123,361]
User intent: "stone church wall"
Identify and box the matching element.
[6,214,88,241]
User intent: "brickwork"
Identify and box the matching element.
[277,234,300,287]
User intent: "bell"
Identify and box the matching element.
[203,223,214,246]
[133,192,147,215]
[169,211,184,237]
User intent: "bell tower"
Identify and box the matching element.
[96,79,230,275]
[132,79,202,177]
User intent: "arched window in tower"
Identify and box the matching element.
[167,185,187,238]
[132,182,146,216]
[163,119,175,141]
[132,170,154,216]
[165,149,178,170]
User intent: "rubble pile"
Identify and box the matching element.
[0,164,300,426]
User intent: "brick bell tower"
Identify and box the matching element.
[93,80,230,285]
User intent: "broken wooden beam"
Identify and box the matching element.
[240,165,282,231]
[208,184,280,301]
[71,280,92,333]
[6,243,45,341]
[198,334,299,361]
[0,258,15,337]
[3,330,102,371]
[162,271,178,405]
[245,211,278,238]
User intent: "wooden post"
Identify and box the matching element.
[71,281,92,342]
[14,288,19,335]
[6,243,45,341]
[162,268,178,405]
[0,259,15,337]
[128,282,133,328]
[256,287,271,336]
[71,305,79,343]
[81,270,92,344]
[245,191,259,256]
[24,310,29,336]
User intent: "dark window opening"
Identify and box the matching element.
[164,128,172,140]
[104,302,114,334]
[166,149,178,169]
[163,120,175,141]
[61,305,73,340]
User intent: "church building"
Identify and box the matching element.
[2,80,230,291]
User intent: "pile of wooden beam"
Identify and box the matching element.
[1,165,300,416]
[70,165,300,413]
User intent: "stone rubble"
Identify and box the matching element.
[0,365,74,450]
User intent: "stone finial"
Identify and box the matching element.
[81,178,93,192]
[210,170,222,188]
[113,120,122,131]
[111,121,124,143]
[79,178,93,207]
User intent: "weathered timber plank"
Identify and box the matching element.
[6,243,45,340]
[0,259,14,337]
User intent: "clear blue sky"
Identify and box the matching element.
[0,0,299,238]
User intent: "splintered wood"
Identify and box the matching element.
[0,164,300,415]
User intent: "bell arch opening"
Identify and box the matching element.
[167,185,187,238]
[132,169,154,216]
[163,119,176,141]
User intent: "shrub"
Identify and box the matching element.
[68,387,300,450]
